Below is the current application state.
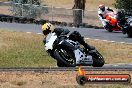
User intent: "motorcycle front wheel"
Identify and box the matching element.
[107,28,113,32]
[105,22,113,32]
[54,48,76,67]
[127,29,132,38]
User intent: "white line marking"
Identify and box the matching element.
[37,33,43,35]
[102,40,108,42]
[110,41,115,43]
[85,38,90,40]
[85,37,132,45]
[26,32,31,34]
[120,42,125,44]
[25,31,132,45]
[126,43,132,45]
[94,39,100,41]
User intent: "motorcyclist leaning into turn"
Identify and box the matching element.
[98,4,115,29]
[42,22,94,53]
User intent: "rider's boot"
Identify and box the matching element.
[104,22,113,30]
[69,31,95,51]
[78,36,95,51]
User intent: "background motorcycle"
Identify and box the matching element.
[117,10,132,38]
[104,12,121,32]
[44,31,105,67]
[104,11,132,37]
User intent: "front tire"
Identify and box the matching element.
[54,49,76,67]
[127,29,132,38]
[105,22,113,32]
[107,28,113,32]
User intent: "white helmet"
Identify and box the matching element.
[99,4,105,11]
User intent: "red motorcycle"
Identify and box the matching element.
[104,12,121,32]
[102,10,132,37]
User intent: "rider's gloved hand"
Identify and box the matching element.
[101,19,109,27]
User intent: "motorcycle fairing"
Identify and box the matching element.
[74,49,93,65]
[45,33,57,50]
[58,39,93,65]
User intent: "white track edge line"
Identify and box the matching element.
[26,32,132,45]
[84,38,132,45]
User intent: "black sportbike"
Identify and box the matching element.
[44,31,105,67]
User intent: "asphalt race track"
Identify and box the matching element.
[0,22,131,44]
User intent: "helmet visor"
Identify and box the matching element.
[100,7,105,11]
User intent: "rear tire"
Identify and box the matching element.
[54,49,76,67]
[57,61,67,67]
[92,57,104,67]
[91,51,105,67]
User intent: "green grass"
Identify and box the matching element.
[0,29,56,67]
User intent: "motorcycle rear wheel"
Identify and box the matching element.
[57,61,67,67]
[91,50,105,67]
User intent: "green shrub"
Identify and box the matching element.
[11,0,46,18]
[114,0,132,11]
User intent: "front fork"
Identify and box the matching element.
[121,25,129,34]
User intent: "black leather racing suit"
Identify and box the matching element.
[53,28,93,50]
[43,28,94,59]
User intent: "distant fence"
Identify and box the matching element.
[0,1,103,28]
[1,2,132,27]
